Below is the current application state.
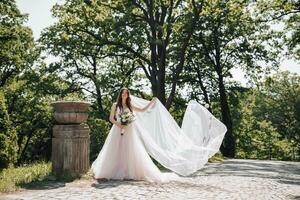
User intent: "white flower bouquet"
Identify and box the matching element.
[119,111,135,135]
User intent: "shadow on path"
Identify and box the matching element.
[18,181,66,190]
[193,159,300,186]
[17,173,82,190]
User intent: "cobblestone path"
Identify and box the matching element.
[1,159,299,200]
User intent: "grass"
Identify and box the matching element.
[0,162,91,193]
[0,161,51,193]
[208,151,227,162]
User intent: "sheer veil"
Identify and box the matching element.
[131,95,227,176]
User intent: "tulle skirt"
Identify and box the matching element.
[91,123,179,183]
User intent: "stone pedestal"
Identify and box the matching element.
[51,101,91,174]
[52,125,90,173]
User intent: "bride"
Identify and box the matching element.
[91,87,227,182]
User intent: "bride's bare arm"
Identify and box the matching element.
[132,97,157,112]
[109,103,123,128]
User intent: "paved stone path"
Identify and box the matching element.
[1,159,299,200]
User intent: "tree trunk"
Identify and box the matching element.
[94,83,107,119]
[212,23,235,157]
[217,73,235,158]
[151,78,166,105]
[17,131,32,164]
[196,68,212,112]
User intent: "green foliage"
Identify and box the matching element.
[256,0,300,59]
[0,1,86,168]
[88,116,111,162]
[169,96,187,125]
[39,0,139,120]
[0,0,38,87]
[39,0,210,109]
[0,90,18,168]
[236,71,300,160]
[181,0,284,157]
[3,78,52,163]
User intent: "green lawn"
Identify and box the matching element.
[0,162,51,193]
[0,161,94,193]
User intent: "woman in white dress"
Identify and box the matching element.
[91,87,227,182]
[91,87,178,182]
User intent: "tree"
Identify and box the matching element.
[236,71,299,160]
[0,1,83,166]
[40,0,207,110]
[0,90,18,168]
[262,71,300,158]
[10,65,84,164]
[182,0,281,157]
[0,0,35,168]
[39,2,140,119]
[0,0,37,87]
[256,0,300,59]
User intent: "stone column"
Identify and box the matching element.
[51,101,91,174]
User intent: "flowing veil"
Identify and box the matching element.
[131,95,227,176]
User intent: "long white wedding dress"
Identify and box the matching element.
[91,96,227,182]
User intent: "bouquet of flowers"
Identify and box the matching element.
[119,111,135,135]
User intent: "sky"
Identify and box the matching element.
[16,0,300,86]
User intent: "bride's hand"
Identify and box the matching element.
[116,123,126,129]
[120,124,126,129]
[151,97,157,104]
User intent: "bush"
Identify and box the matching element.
[0,91,18,169]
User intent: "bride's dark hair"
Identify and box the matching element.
[116,87,132,112]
